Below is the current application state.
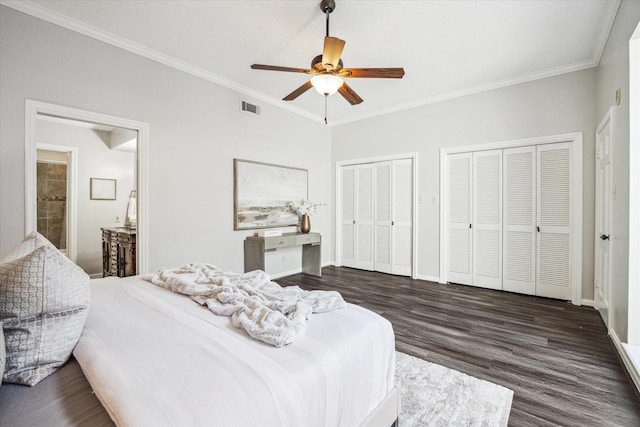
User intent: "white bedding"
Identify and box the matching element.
[73,275,396,427]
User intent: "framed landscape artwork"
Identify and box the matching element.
[234,159,308,230]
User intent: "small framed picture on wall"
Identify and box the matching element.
[90,178,117,200]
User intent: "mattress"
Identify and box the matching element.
[73,275,396,427]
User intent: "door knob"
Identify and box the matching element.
[600,234,610,240]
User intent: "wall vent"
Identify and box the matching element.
[241,100,261,116]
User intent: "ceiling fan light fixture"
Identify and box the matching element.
[310,74,343,95]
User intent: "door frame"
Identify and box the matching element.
[335,152,419,279]
[628,20,640,347]
[24,100,150,275]
[439,132,583,305]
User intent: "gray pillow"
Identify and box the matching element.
[0,232,90,386]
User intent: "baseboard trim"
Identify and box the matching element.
[581,299,595,307]
[609,329,640,394]
[416,274,440,283]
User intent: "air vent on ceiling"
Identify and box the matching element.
[240,100,261,116]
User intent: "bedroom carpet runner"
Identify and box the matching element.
[396,352,513,426]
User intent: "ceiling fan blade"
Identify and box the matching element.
[283,80,314,101]
[251,64,312,74]
[338,82,363,105]
[322,37,346,70]
[340,68,405,78]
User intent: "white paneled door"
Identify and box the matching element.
[595,112,612,326]
[391,159,413,276]
[375,162,393,274]
[340,164,375,270]
[536,142,572,300]
[355,164,375,270]
[340,166,357,268]
[446,153,473,285]
[503,146,536,295]
[340,158,413,276]
[472,150,503,290]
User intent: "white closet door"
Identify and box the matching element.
[355,164,374,270]
[392,159,413,276]
[537,142,572,300]
[447,153,472,285]
[472,150,502,290]
[374,162,393,274]
[340,166,357,268]
[503,146,536,295]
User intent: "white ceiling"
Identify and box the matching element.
[4,0,620,125]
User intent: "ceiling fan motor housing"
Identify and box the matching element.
[311,54,343,72]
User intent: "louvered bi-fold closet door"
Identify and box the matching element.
[503,146,536,295]
[472,150,503,290]
[447,153,472,285]
[536,142,572,300]
[374,162,393,274]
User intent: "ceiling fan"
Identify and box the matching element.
[251,0,404,114]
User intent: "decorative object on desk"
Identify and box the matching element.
[90,178,116,200]
[300,215,311,233]
[234,159,308,230]
[124,190,137,229]
[287,199,325,234]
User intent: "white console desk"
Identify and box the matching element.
[244,232,321,277]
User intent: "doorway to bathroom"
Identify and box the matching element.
[36,146,75,257]
[25,100,149,277]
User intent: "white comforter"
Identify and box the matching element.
[143,263,345,347]
[74,275,396,427]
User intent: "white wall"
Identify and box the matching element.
[595,0,640,342]
[332,69,597,300]
[37,120,135,276]
[0,6,331,276]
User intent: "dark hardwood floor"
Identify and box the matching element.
[279,266,640,426]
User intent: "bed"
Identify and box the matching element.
[1,273,399,426]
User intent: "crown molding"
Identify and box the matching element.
[331,0,621,127]
[330,58,598,126]
[0,0,325,125]
[591,0,621,65]
[1,0,620,128]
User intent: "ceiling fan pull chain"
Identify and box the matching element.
[324,94,328,124]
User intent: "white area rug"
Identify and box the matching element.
[396,352,513,427]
